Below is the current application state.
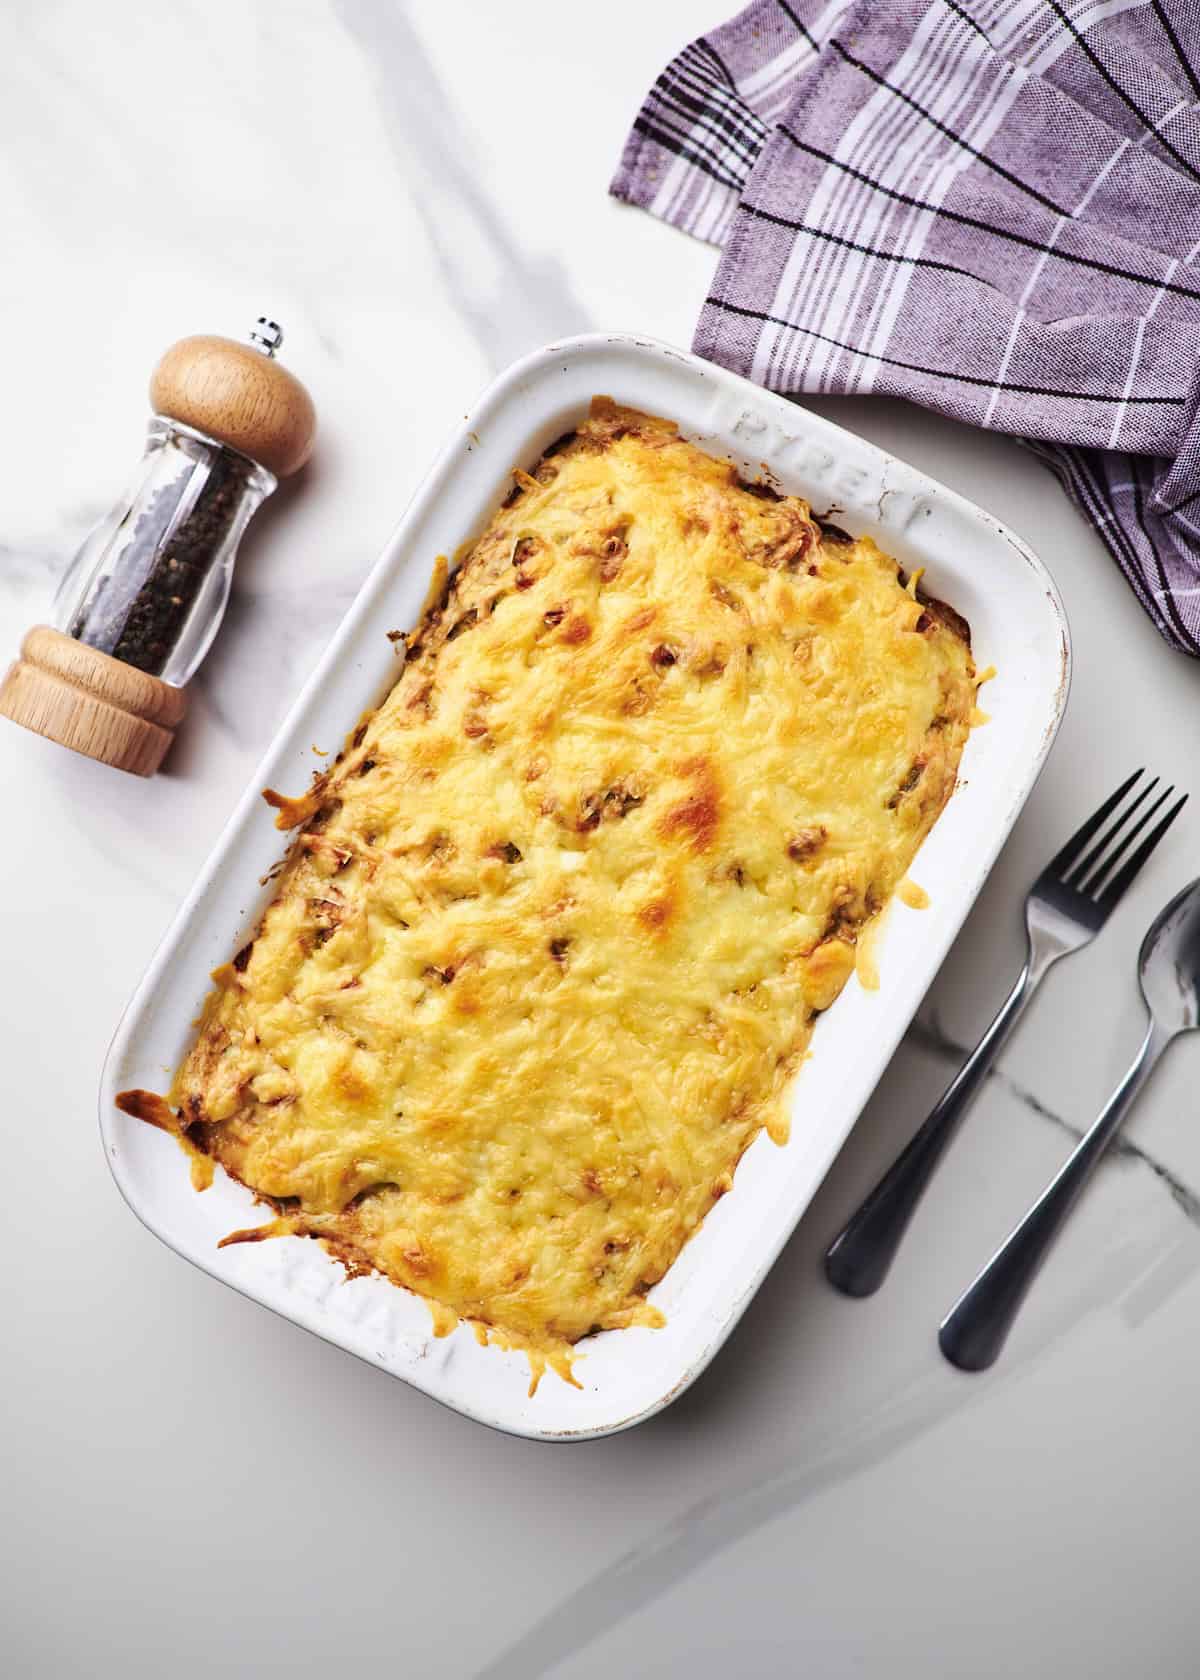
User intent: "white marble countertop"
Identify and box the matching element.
[5,3,1200,1675]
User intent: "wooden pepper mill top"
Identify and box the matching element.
[0,317,316,777]
[150,319,316,478]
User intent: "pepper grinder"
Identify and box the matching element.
[0,318,316,776]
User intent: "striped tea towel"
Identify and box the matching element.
[611,0,1200,656]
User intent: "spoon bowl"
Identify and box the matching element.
[1139,878,1200,1034]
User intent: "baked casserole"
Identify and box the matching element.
[120,399,978,1391]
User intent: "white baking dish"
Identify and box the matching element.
[100,334,1069,1440]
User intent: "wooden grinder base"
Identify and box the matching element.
[0,626,187,777]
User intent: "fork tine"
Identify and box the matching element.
[1094,793,1189,910]
[1066,775,1160,887]
[1078,783,1171,896]
[1046,769,1143,879]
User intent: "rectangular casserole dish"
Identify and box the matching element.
[100,334,1070,1440]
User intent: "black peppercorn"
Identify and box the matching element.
[70,447,253,677]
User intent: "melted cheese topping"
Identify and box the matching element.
[159,400,975,1390]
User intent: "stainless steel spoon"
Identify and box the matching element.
[939,876,1200,1372]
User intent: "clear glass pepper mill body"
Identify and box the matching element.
[53,417,276,688]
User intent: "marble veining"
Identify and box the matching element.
[911,1011,1200,1226]
[333,0,593,372]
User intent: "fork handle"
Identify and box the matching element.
[939,1018,1168,1371]
[825,950,1048,1298]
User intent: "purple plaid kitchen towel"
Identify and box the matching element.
[611,0,1200,655]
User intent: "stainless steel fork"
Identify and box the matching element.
[824,770,1188,1298]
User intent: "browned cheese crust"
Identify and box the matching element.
[126,398,977,1392]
